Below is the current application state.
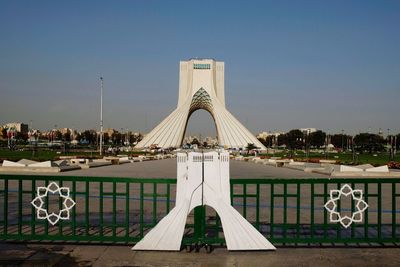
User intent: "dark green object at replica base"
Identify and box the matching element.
[0,175,399,246]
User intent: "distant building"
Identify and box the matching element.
[58,128,72,135]
[3,122,28,133]
[104,128,118,136]
[299,128,317,135]
[257,131,284,141]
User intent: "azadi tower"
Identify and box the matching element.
[136,59,266,150]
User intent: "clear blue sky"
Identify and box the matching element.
[1,0,399,136]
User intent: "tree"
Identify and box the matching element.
[111,132,122,145]
[16,132,28,142]
[257,137,267,147]
[246,143,257,153]
[354,133,385,153]
[286,129,304,150]
[82,130,96,145]
[1,128,7,139]
[55,130,62,140]
[309,130,326,148]
[191,138,200,145]
[103,133,110,144]
[63,132,71,142]
[277,134,288,147]
[266,136,274,147]
[331,134,350,150]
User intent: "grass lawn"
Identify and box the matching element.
[0,149,144,162]
[260,150,399,166]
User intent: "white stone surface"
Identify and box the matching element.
[353,164,374,170]
[340,165,364,172]
[29,161,57,167]
[132,151,275,251]
[2,160,25,167]
[136,59,266,150]
[365,165,389,173]
[17,159,38,165]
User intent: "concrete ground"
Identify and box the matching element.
[0,158,328,178]
[1,242,400,267]
[2,159,400,266]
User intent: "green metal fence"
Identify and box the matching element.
[0,174,399,246]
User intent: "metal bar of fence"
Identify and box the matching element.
[323,183,327,240]
[86,181,89,236]
[31,179,35,236]
[364,182,369,239]
[125,182,129,239]
[310,183,314,239]
[100,181,103,239]
[296,183,300,241]
[153,183,157,226]
[112,181,116,237]
[256,183,260,229]
[392,182,396,239]
[1,175,400,245]
[139,182,144,237]
[18,180,22,237]
[378,182,382,239]
[270,184,274,239]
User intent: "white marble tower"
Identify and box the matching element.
[136,59,266,150]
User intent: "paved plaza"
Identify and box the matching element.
[3,158,327,178]
[1,242,400,267]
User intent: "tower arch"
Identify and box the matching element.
[136,59,266,150]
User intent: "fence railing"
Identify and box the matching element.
[0,174,399,246]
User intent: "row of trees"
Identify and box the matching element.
[1,128,143,147]
[70,131,143,146]
[259,129,399,153]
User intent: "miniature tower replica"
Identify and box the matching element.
[132,151,275,251]
[135,59,266,150]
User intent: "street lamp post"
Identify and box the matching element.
[341,129,344,152]
[100,77,104,156]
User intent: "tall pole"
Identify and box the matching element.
[100,77,104,156]
[341,129,344,152]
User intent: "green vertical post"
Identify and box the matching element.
[337,183,341,239]
[85,181,89,235]
[243,184,247,219]
[270,184,274,239]
[351,182,355,238]
[378,182,382,239]
[296,183,301,240]
[311,183,314,239]
[72,181,76,236]
[230,183,233,205]
[31,179,36,236]
[364,183,369,239]
[18,180,22,237]
[153,183,157,225]
[112,181,116,237]
[3,179,7,236]
[392,182,396,239]
[166,184,170,213]
[194,206,205,242]
[44,180,49,235]
[125,182,129,239]
[59,180,63,236]
[283,183,287,240]
[100,181,103,239]
[323,183,327,239]
[139,183,144,237]
[256,183,260,230]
